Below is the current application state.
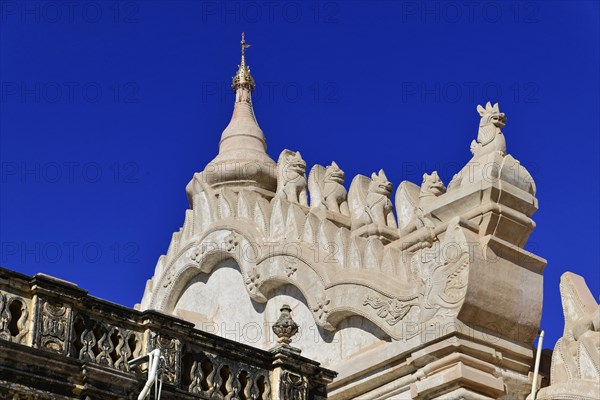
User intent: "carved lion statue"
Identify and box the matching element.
[275,150,308,206]
[308,161,349,216]
[419,171,446,200]
[395,171,445,233]
[349,169,397,230]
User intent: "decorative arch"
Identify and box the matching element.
[149,215,472,341]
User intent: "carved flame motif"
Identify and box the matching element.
[442,256,469,303]
[424,252,470,311]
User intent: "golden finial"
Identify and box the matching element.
[241,32,251,64]
[232,32,255,94]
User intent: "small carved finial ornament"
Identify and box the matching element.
[272,304,299,345]
[232,32,255,94]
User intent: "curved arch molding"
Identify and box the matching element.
[145,210,473,341]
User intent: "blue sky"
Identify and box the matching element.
[1,1,598,349]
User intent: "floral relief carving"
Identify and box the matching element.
[224,231,240,252]
[311,296,330,323]
[244,269,261,294]
[190,245,205,265]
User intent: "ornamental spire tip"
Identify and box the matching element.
[232,32,255,95]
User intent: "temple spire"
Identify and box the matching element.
[240,32,250,67]
[185,33,277,198]
[232,32,255,100]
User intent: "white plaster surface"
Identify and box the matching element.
[173,259,387,366]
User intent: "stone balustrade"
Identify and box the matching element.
[0,267,336,399]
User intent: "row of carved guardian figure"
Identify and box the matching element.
[274,149,444,232]
[274,102,508,233]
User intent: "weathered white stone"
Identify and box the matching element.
[349,170,397,231]
[534,272,600,400]
[138,37,555,399]
[308,162,350,216]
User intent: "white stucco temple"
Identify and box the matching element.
[1,34,597,400]
[134,34,599,400]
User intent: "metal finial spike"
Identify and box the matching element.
[232,33,255,95]
[241,32,251,61]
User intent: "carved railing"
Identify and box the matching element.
[0,267,335,399]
